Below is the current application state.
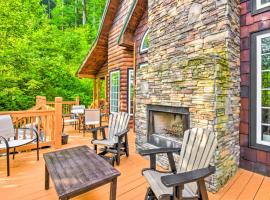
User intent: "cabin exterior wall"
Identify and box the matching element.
[108,0,134,113]
[240,0,270,175]
[135,0,240,192]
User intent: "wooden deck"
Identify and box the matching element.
[1,128,270,200]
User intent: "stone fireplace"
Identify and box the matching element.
[147,105,189,148]
[135,0,240,192]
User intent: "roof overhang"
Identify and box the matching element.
[76,0,120,78]
[117,0,148,49]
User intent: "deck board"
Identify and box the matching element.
[0,128,270,200]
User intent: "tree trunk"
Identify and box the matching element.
[74,0,78,27]
[82,0,87,25]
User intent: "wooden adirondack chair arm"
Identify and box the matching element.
[89,125,109,133]
[139,148,181,156]
[115,129,129,138]
[161,166,216,187]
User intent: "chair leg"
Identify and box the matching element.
[116,143,121,165]
[124,134,129,157]
[6,147,10,176]
[145,187,156,200]
[197,179,209,200]
[13,148,16,160]
[94,144,97,153]
[37,141,39,161]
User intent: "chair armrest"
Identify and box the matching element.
[0,136,9,148]
[115,129,129,137]
[161,166,216,187]
[89,125,109,133]
[139,148,181,156]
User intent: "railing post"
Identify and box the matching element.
[40,96,47,110]
[54,97,62,149]
[36,96,42,107]
[76,96,80,105]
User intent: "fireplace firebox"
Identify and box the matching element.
[147,105,189,148]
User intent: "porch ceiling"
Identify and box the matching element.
[76,0,120,78]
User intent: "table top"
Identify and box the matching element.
[43,145,120,199]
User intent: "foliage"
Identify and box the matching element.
[0,0,106,111]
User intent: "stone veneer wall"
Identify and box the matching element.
[135,0,240,192]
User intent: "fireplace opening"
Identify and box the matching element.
[147,105,189,148]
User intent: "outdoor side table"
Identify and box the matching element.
[43,145,120,200]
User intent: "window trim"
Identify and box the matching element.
[109,70,120,113]
[252,0,270,15]
[250,29,270,151]
[139,62,148,69]
[140,29,149,54]
[127,69,134,116]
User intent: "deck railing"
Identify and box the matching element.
[0,96,80,152]
[0,110,55,150]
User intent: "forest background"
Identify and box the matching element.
[0,0,106,111]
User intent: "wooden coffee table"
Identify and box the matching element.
[43,145,120,200]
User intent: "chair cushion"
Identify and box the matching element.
[92,139,115,147]
[143,170,197,200]
[0,139,35,149]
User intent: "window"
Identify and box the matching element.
[251,30,270,150]
[253,0,270,14]
[110,70,120,113]
[139,62,148,69]
[140,29,149,53]
[128,69,134,115]
[257,0,270,9]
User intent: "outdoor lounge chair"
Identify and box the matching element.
[91,112,130,165]
[0,115,39,176]
[83,109,101,136]
[140,128,217,200]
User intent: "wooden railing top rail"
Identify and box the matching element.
[0,110,55,117]
[47,101,77,105]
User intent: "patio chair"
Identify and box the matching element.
[0,115,39,176]
[91,112,130,165]
[83,109,101,136]
[62,105,85,132]
[140,128,217,200]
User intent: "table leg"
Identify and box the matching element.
[110,178,117,200]
[45,165,50,190]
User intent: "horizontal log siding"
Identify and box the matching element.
[240,0,270,175]
[108,0,133,113]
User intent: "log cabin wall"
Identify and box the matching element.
[240,0,270,175]
[108,0,134,114]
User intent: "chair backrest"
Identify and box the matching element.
[108,112,130,142]
[85,109,100,124]
[0,115,15,139]
[178,128,217,172]
[71,105,85,114]
[177,128,217,193]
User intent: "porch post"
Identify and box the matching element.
[76,96,80,105]
[54,97,62,149]
[93,78,97,108]
[97,78,101,107]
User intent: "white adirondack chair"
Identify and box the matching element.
[0,115,39,176]
[91,112,130,165]
[140,128,217,200]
